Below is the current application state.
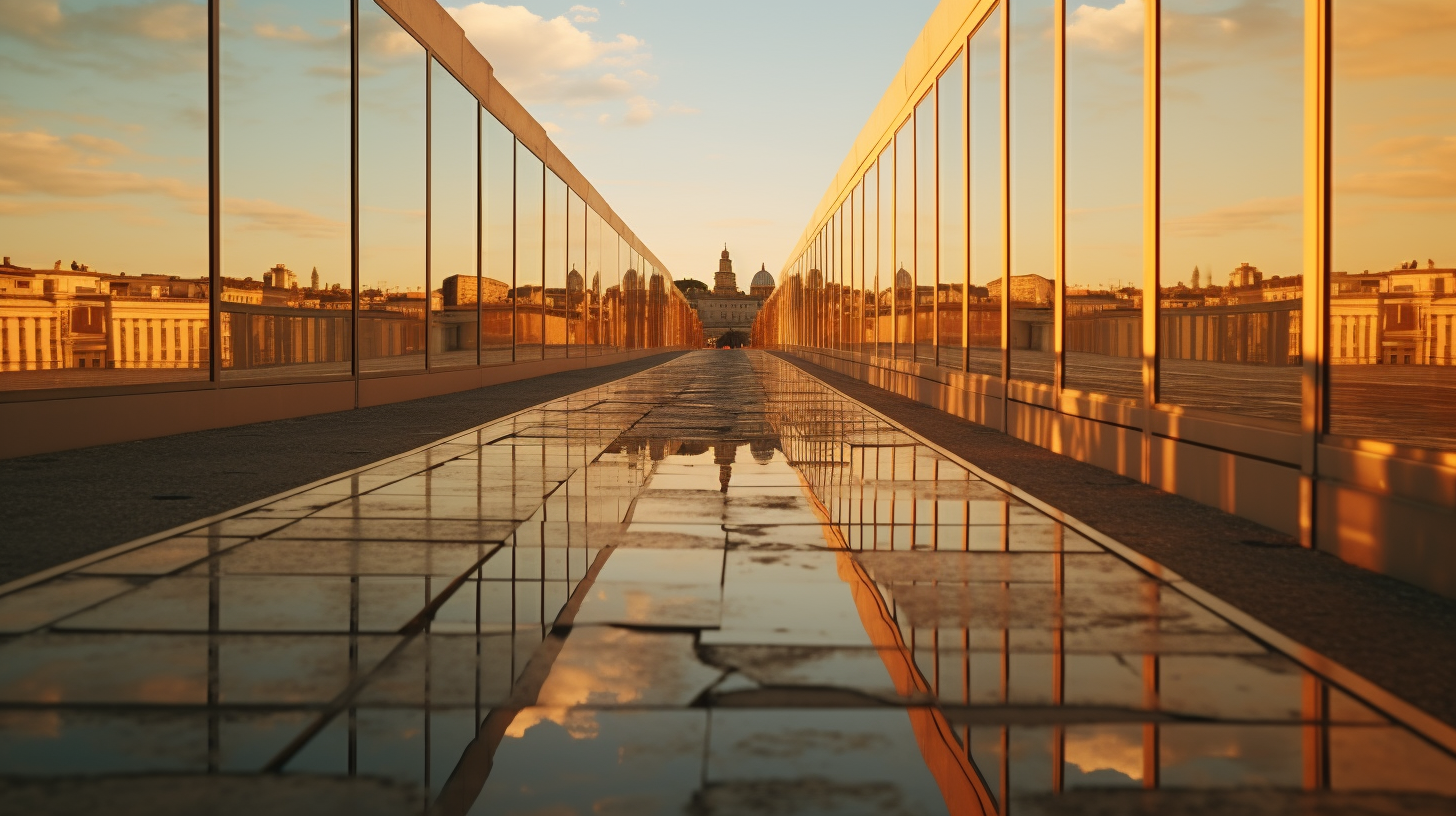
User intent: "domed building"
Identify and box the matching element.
[684,247,773,343]
[750,264,775,299]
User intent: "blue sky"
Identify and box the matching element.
[447,0,941,284]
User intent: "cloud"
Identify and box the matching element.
[1162,1,1301,77]
[542,121,563,135]
[1339,135,1456,199]
[253,23,315,43]
[1333,1,1456,79]
[224,197,346,239]
[1165,195,1301,238]
[0,129,200,201]
[622,95,656,126]
[445,3,659,123]
[1066,0,1143,53]
[0,0,205,76]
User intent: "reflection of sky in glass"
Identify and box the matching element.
[545,171,567,293]
[1065,0,1143,292]
[1161,0,1303,285]
[1332,0,1456,274]
[969,9,1002,295]
[515,144,544,295]
[0,0,208,277]
[359,0,425,298]
[939,54,966,293]
[221,0,350,289]
[431,60,477,292]
[481,111,513,294]
[1011,0,1055,284]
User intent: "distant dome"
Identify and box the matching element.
[750,264,775,289]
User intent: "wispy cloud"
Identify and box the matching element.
[569,5,599,24]
[224,197,346,239]
[0,129,200,200]
[1165,196,1300,238]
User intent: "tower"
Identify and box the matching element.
[714,246,737,295]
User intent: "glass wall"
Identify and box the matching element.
[1062,0,1144,401]
[359,0,426,375]
[429,60,478,370]
[0,0,209,390]
[894,121,915,359]
[221,0,350,382]
[937,53,966,370]
[543,171,568,359]
[481,111,514,364]
[1328,0,1456,449]
[915,92,937,365]
[567,191,586,356]
[1159,0,1304,421]
[1008,0,1055,385]
[514,145,545,361]
[968,7,1004,377]
[879,150,894,357]
[0,0,697,414]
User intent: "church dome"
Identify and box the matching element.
[750,264,775,289]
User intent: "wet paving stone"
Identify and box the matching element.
[0,350,1453,814]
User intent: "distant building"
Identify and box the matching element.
[688,247,770,339]
[988,274,1053,306]
[440,274,509,307]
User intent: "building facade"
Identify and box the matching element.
[687,249,772,339]
[752,0,1456,599]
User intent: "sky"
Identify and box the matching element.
[442,0,941,285]
[0,0,1449,290]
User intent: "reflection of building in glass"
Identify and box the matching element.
[1332,263,1455,366]
[687,249,768,337]
[0,258,209,375]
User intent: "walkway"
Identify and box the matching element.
[0,351,1453,814]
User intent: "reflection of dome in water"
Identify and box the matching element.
[749,438,777,463]
[895,267,912,289]
[750,265,775,289]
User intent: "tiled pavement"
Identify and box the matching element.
[0,351,1453,815]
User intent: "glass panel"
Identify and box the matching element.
[622,244,641,349]
[0,0,208,390]
[481,111,513,364]
[938,54,967,370]
[842,198,854,354]
[603,224,619,352]
[854,180,866,356]
[895,120,915,359]
[543,171,567,359]
[969,7,1004,377]
[1062,0,1144,401]
[359,2,426,375]
[916,92,937,364]
[568,191,585,356]
[1159,0,1303,421]
[1328,0,1456,449]
[586,207,603,356]
[878,150,894,358]
[514,144,544,361]
[219,0,350,382]
[648,262,664,348]
[1009,0,1055,385]
[429,61,477,370]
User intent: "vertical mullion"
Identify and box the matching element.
[1141,0,1162,483]
[1053,0,1067,396]
[349,0,360,398]
[999,4,1012,431]
[207,0,221,388]
[475,105,483,367]
[424,56,432,371]
[1301,0,1332,548]
[962,37,972,373]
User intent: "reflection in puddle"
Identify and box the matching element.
[0,351,1452,814]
